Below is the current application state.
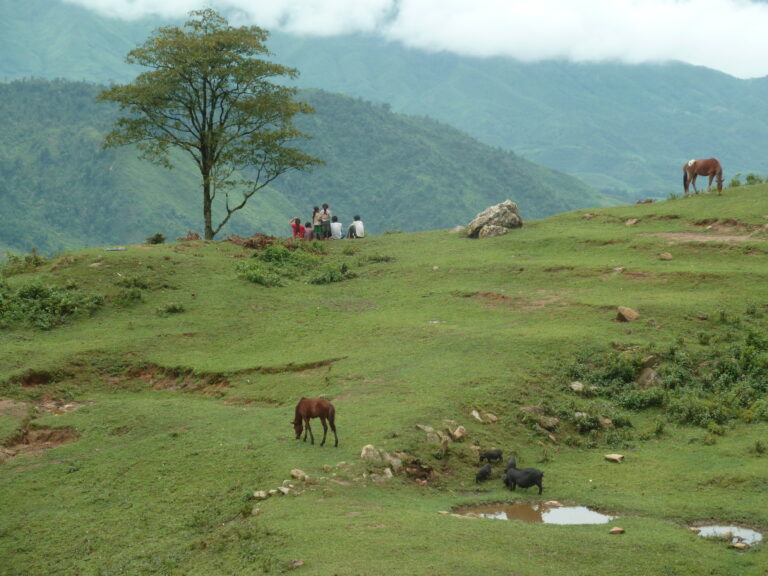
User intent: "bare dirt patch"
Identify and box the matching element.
[639,232,762,243]
[9,369,70,388]
[2,426,79,461]
[38,400,91,415]
[0,398,29,419]
[639,218,766,244]
[472,292,568,311]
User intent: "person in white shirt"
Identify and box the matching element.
[330,215,343,239]
[347,215,365,239]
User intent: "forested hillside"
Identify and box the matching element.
[267,34,768,198]
[0,80,605,254]
[3,0,768,200]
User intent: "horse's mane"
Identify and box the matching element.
[294,397,307,421]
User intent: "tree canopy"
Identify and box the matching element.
[98,9,322,239]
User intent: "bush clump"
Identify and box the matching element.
[1,249,48,277]
[562,315,768,431]
[308,263,357,285]
[0,280,103,330]
[236,240,358,287]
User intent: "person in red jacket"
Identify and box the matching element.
[289,217,305,239]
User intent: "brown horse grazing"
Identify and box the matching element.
[292,397,338,447]
[683,158,724,196]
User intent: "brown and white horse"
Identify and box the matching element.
[683,158,723,196]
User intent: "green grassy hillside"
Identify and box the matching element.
[0,79,606,255]
[1,187,767,574]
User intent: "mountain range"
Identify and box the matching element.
[4,0,768,199]
[0,79,606,254]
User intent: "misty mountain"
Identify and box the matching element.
[3,0,768,200]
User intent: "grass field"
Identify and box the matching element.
[1,187,767,574]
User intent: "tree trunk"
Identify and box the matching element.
[203,172,214,240]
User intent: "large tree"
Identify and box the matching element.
[98,9,322,240]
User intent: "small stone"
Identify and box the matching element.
[538,416,560,431]
[731,542,749,550]
[609,527,625,534]
[637,367,661,389]
[360,444,383,462]
[545,501,563,508]
[253,490,269,500]
[290,468,308,481]
[605,454,624,463]
[599,417,613,429]
[449,425,468,441]
[470,409,483,422]
[616,306,640,322]
[625,218,638,226]
[437,510,450,515]
[278,487,291,495]
[268,489,279,496]
[659,252,673,260]
[569,381,585,393]
[288,559,305,569]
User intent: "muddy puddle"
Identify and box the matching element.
[693,525,763,546]
[456,501,616,525]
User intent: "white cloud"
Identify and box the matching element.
[63,0,768,78]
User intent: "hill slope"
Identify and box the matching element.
[0,79,606,254]
[1,188,767,574]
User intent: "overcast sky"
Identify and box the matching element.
[64,0,768,79]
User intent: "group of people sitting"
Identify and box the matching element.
[289,203,365,241]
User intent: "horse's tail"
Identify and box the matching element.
[683,166,688,189]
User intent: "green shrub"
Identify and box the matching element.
[308,263,357,285]
[0,280,103,330]
[114,288,144,307]
[745,173,763,186]
[616,386,665,410]
[146,233,166,245]
[666,391,731,426]
[750,399,768,422]
[236,262,285,287]
[1,249,48,277]
[360,254,395,264]
[156,303,185,316]
[116,276,150,289]
[572,411,601,433]
[258,244,293,264]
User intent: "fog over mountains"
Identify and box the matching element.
[5,0,768,201]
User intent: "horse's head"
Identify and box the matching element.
[292,419,303,439]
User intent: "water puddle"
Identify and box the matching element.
[693,525,763,546]
[455,501,616,525]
